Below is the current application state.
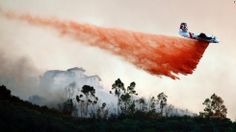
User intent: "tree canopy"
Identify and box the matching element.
[200,93,227,119]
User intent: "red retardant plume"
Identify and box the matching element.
[2,11,209,79]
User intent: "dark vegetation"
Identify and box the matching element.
[0,80,236,131]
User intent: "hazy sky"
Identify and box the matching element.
[0,0,236,119]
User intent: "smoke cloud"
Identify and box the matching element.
[37,67,116,107]
[0,47,115,107]
[0,52,39,100]
[2,11,209,79]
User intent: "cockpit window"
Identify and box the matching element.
[180,23,188,32]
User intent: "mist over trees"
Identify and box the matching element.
[0,66,199,119]
[0,66,231,130]
[55,78,199,119]
[1,73,229,121]
[0,83,235,131]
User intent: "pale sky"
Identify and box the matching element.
[0,0,236,119]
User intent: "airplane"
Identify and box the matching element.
[179,22,219,43]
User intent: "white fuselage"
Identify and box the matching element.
[179,30,198,39]
[179,30,190,38]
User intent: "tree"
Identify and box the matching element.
[97,102,108,119]
[110,78,125,115]
[148,96,156,113]
[157,92,168,116]
[137,97,147,112]
[200,93,227,119]
[119,81,138,115]
[76,94,85,117]
[76,85,98,117]
[110,79,138,115]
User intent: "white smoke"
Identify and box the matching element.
[164,105,197,117]
[0,53,40,100]
[34,67,117,110]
